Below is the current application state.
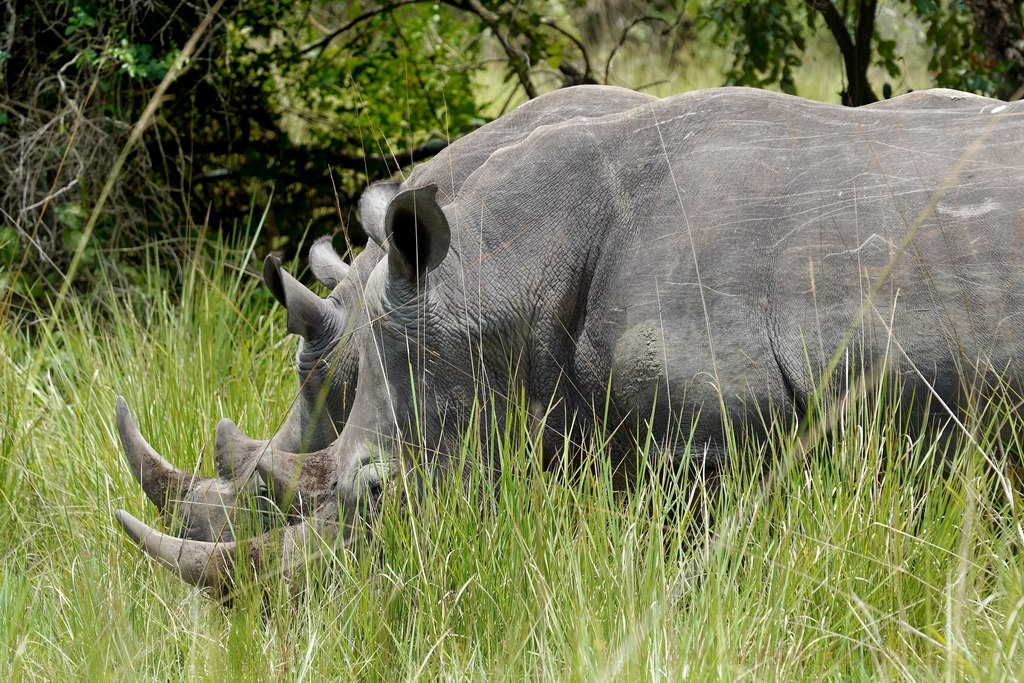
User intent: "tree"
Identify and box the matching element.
[708,0,1024,106]
[0,0,630,310]
[967,0,1024,100]
[0,2,489,307]
[5,0,1022,315]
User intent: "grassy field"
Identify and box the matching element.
[2,231,1024,680]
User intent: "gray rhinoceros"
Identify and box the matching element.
[115,85,1024,595]
[115,85,657,546]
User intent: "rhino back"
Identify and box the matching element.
[861,88,1008,112]
[423,87,1024,460]
[406,85,655,204]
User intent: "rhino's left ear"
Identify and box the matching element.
[384,184,450,281]
[359,181,402,249]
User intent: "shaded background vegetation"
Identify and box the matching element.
[1,0,1022,318]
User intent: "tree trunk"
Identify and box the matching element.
[969,0,1024,100]
[805,0,880,106]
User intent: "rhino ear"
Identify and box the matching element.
[263,255,330,337]
[384,184,450,281]
[308,236,349,290]
[359,181,403,248]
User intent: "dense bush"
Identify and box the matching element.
[1,0,1021,316]
[0,1,486,310]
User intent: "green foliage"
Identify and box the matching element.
[707,0,809,93]
[0,1,491,318]
[3,1,624,318]
[704,0,1024,104]
[3,0,1023,320]
[920,1,1009,95]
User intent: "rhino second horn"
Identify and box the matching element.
[308,236,350,290]
[214,417,269,483]
[256,446,337,514]
[262,255,334,339]
[116,397,194,514]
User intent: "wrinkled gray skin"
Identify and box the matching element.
[115,85,656,555]
[338,86,1024,497]
[116,85,1024,595]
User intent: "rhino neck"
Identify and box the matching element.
[291,323,356,451]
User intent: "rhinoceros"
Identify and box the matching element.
[115,85,658,545]
[114,85,1024,596]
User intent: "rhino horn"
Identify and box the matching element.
[115,509,237,592]
[116,397,194,514]
[115,507,339,597]
[308,236,350,290]
[214,417,269,482]
[255,445,337,514]
[262,255,335,338]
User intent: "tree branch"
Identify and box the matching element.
[541,20,596,86]
[298,0,434,56]
[444,0,538,99]
[604,16,671,84]
[804,0,856,66]
[854,0,878,88]
[804,0,878,105]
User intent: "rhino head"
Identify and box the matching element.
[261,180,401,454]
[114,182,405,546]
[112,184,461,594]
[329,184,458,512]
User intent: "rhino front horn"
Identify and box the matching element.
[116,397,194,514]
[115,509,236,593]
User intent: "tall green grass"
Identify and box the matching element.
[2,234,1023,680]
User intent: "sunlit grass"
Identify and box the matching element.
[2,229,1023,679]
